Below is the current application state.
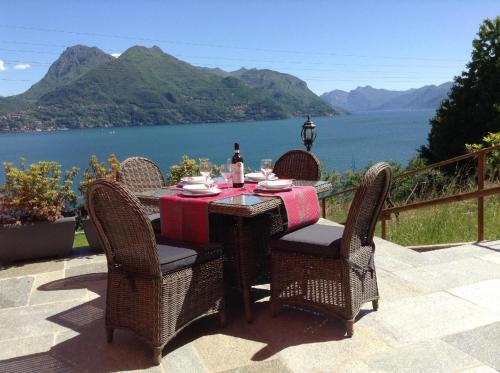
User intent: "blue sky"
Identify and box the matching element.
[0,0,498,96]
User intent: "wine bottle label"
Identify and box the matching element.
[231,162,244,183]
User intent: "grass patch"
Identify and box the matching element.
[327,195,500,246]
[73,233,89,248]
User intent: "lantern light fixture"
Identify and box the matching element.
[301,115,317,152]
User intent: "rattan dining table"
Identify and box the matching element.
[135,180,333,322]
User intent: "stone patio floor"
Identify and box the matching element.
[1,218,500,373]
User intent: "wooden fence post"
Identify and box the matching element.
[477,152,485,242]
[381,219,387,240]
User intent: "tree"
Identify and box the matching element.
[420,17,500,163]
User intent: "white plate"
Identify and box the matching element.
[257,179,293,190]
[180,176,208,185]
[181,186,221,197]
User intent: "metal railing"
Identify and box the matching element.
[323,144,500,241]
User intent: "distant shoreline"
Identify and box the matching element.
[0,114,340,134]
[0,109,436,134]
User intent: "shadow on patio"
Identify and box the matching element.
[0,272,372,371]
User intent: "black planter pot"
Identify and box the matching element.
[0,216,76,264]
[81,217,102,251]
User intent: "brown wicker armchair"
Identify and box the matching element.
[118,156,165,222]
[118,156,165,192]
[273,150,321,181]
[87,179,224,365]
[269,162,392,336]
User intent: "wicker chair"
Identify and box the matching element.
[118,156,165,193]
[273,150,321,181]
[118,156,164,227]
[269,162,392,336]
[87,179,224,365]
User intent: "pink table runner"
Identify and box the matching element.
[257,186,320,232]
[160,183,320,243]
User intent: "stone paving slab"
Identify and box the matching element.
[0,276,33,308]
[29,270,89,306]
[63,252,106,268]
[64,261,107,277]
[481,252,500,265]
[361,339,481,373]
[357,291,500,347]
[222,359,292,373]
[0,299,85,341]
[376,269,423,304]
[392,257,500,294]
[0,334,54,360]
[0,259,64,279]
[448,279,500,314]
[444,322,500,371]
[459,366,500,373]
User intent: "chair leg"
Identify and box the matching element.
[152,347,162,365]
[346,320,354,337]
[219,310,226,328]
[270,298,279,318]
[106,327,114,343]
[372,300,379,311]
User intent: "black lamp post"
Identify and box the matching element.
[301,115,317,151]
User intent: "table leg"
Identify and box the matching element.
[238,216,253,323]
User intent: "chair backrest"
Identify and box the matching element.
[340,162,392,258]
[118,157,165,193]
[273,150,321,181]
[86,179,161,275]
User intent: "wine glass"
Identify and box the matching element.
[199,158,212,185]
[220,159,232,188]
[260,159,273,180]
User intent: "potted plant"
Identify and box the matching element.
[0,159,79,263]
[78,154,120,251]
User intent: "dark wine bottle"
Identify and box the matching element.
[231,143,244,188]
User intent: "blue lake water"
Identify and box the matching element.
[0,110,433,183]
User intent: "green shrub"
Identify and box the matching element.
[77,154,120,222]
[167,156,200,185]
[167,155,223,185]
[0,158,79,224]
[79,154,120,197]
[466,132,500,181]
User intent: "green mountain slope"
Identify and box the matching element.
[35,46,289,127]
[1,45,335,131]
[0,96,30,115]
[230,68,333,116]
[22,45,114,102]
[0,45,113,115]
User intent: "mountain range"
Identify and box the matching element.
[320,83,453,113]
[0,45,334,131]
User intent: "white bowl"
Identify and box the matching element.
[181,176,207,184]
[245,172,277,182]
[257,179,293,190]
[245,172,266,181]
[182,184,218,194]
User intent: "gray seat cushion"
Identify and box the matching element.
[270,223,344,258]
[148,213,161,234]
[157,241,222,275]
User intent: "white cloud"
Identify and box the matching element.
[111,53,121,58]
[14,63,31,70]
[0,60,6,71]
